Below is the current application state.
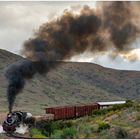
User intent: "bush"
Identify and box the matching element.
[97,122,110,132]
[50,127,77,139]
[92,109,108,116]
[34,120,74,137]
[34,120,62,136]
[32,134,47,138]
[30,128,41,136]
[115,128,128,138]
[30,128,47,138]
[83,125,95,138]
[93,100,134,116]
[136,115,140,121]
[35,121,54,136]
[110,101,133,111]
[50,130,63,139]
[58,121,73,129]
[133,103,140,111]
[61,127,77,138]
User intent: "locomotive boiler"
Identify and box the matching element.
[2,111,34,134]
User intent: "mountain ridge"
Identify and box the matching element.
[0,49,139,115]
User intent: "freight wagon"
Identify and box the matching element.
[45,105,75,120]
[45,101,126,120]
[75,104,99,118]
[45,103,99,120]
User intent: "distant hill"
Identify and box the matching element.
[0,49,139,115]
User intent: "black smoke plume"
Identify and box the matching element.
[5,1,140,112]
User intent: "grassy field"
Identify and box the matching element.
[29,101,140,139]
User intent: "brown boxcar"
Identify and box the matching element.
[85,103,99,115]
[46,107,55,114]
[75,105,86,118]
[45,106,75,120]
[75,103,98,118]
[45,103,99,120]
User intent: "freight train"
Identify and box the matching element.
[45,101,126,120]
[2,101,126,134]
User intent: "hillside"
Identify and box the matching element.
[0,101,139,139]
[29,101,140,139]
[0,49,140,114]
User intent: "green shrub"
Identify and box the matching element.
[136,115,140,121]
[58,121,73,129]
[110,101,133,111]
[93,100,134,116]
[30,128,47,138]
[92,109,108,116]
[35,121,54,136]
[64,121,73,128]
[50,130,63,139]
[133,103,140,111]
[50,127,77,139]
[30,128,41,136]
[34,120,74,137]
[35,120,60,136]
[61,127,77,138]
[32,134,47,138]
[83,125,95,138]
[126,100,133,105]
[115,128,128,138]
[97,122,110,132]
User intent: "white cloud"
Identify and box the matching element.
[70,51,140,71]
[0,1,96,53]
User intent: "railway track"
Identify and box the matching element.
[5,133,31,139]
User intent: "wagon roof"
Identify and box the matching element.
[97,101,126,106]
[44,103,98,109]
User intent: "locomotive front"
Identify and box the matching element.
[2,111,34,134]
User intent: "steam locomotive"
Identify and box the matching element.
[2,111,34,134]
[2,101,126,134]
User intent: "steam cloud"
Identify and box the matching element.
[5,1,140,112]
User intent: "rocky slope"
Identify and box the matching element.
[0,49,139,114]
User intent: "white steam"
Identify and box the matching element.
[0,125,5,134]
[15,124,28,134]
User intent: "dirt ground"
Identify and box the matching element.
[0,113,6,123]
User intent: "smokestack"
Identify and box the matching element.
[5,1,140,112]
